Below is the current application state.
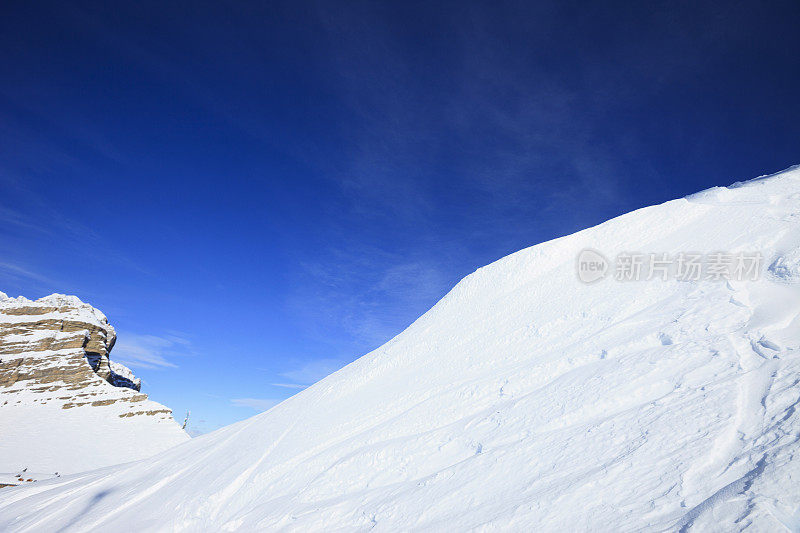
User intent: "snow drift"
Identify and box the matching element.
[2,167,799,531]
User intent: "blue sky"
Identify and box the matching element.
[1,1,798,434]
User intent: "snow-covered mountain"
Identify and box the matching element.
[0,293,189,477]
[2,167,799,531]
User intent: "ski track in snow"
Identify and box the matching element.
[1,166,800,531]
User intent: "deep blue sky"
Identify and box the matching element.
[1,1,798,434]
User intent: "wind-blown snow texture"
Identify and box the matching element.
[2,167,800,531]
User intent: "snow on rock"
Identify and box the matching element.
[2,167,800,531]
[0,294,189,476]
[108,360,142,391]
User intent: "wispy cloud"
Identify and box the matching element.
[0,156,151,293]
[261,4,638,366]
[288,250,453,356]
[112,332,195,369]
[281,358,346,385]
[230,398,280,412]
[259,358,349,390]
[0,261,60,286]
[0,206,51,235]
[305,2,640,244]
[269,383,307,390]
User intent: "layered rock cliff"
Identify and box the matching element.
[0,292,189,475]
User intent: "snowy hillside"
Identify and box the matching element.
[0,294,189,477]
[2,166,799,531]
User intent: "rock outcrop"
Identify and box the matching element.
[0,292,189,475]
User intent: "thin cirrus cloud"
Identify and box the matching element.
[0,261,60,286]
[261,358,350,391]
[231,360,342,413]
[112,332,195,369]
[289,251,452,355]
[0,174,150,284]
[0,206,51,235]
[269,383,307,390]
[280,357,347,384]
[238,359,352,413]
[230,398,280,412]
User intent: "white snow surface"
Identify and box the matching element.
[0,403,185,476]
[2,167,800,531]
[109,360,141,388]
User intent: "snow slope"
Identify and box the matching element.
[2,167,799,531]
